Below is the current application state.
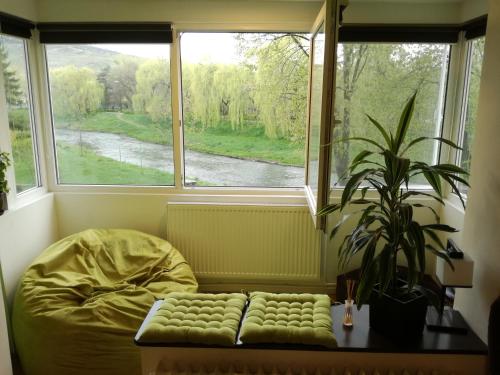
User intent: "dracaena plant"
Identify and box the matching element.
[319,93,469,306]
[0,151,11,195]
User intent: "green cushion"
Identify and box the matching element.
[239,292,337,348]
[139,292,247,346]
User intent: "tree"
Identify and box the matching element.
[333,43,450,183]
[133,59,171,123]
[238,33,310,141]
[98,56,139,111]
[334,44,369,181]
[0,43,23,106]
[50,66,104,119]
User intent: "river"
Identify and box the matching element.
[55,129,305,187]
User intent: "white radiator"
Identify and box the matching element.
[165,203,321,283]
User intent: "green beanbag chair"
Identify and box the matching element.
[239,292,337,348]
[138,292,247,346]
[12,229,198,375]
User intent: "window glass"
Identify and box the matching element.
[180,33,309,187]
[458,37,485,193]
[45,44,174,186]
[307,24,325,196]
[332,43,450,187]
[1,34,39,193]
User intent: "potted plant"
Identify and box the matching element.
[319,93,468,340]
[0,151,11,216]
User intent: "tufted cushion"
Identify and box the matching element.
[239,292,336,348]
[139,292,247,346]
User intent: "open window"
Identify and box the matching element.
[0,14,40,195]
[304,0,341,229]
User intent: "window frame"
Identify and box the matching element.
[33,16,487,210]
[0,33,43,202]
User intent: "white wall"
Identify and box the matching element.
[0,193,59,374]
[35,0,322,31]
[452,0,500,342]
[461,0,488,21]
[0,0,37,20]
[55,193,169,239]
[343,1,462,24]
[0,194,59,303]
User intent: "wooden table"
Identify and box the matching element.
[136,304,488,375]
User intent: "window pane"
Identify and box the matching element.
[1,35,38,193]
[458,37,485,193]
[332,43,450,188]
[45,44,174,186]
[180,33,308,187]
[307,24,325,197]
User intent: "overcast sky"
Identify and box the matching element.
[94,33,240,64]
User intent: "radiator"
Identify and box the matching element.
[165,203,321,283]
[155,363,453,375]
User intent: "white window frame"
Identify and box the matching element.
[0,33,46,211]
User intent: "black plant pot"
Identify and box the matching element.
[0,192,7,216]
[369,287,428,341]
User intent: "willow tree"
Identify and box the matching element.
[187,63,220,129]
[133,59,171,123]
[50,66,104,119]
[239,33,310,142]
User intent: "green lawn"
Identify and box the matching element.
[56,143,175,186]
[55,112,306,167]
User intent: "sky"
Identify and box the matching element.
[93,33,241,64]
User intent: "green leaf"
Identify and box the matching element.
[401,137,462,156]
[341,169,375,209]
[317,203,341,216]
[422,228,446,250]
[408,221,426,274]
[366,114,391,148]
[425,244,454,271]
[394,92,417,154]
[421,223,457,232]
[423,170,443,197]
[412,203,440,223]
[356,259,379,307]
[341,137,385,152]
[401,191,444,205]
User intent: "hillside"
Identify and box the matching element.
[45,45,125,71]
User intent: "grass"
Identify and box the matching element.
[55,112,172,145]
[55,112,306,167]
[56,143,175,186]
[10,131,37,192]
[184,122,305,166]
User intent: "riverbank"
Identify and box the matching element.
[54,112,305,167]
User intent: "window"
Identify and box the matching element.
[332,43,451,187]
[1,34,39,193]
[457,36,485,193]
[45,43,174,186]
[180,32,309,188]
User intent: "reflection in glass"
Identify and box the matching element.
[307,23,325,198]
[45,44,174,186]
[459,37,485,193]
[1,35,38,193]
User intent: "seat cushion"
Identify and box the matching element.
[13,229,198,375]
[139,292,247,346]
[239,292,337,348]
